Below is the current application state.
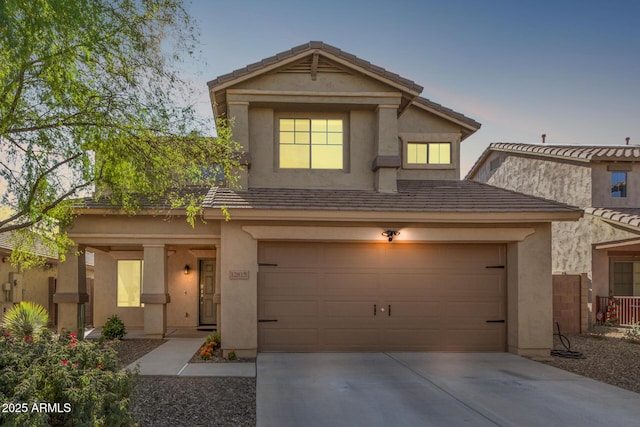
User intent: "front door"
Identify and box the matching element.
[199,259,216,325]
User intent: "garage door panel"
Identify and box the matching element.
[324,300,378,317]
[445,301,504,318]
[322,272,379,292]
[322,245,381,267]
[258,242,506,352]
[261,328,319,347]
[259,271,319,294]
[323,328,380,346]
[259,244,321,267]
[380,301,441,317]
[261,300,319,317]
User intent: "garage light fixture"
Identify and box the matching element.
[382,230,399,242]
[184,264,190,275]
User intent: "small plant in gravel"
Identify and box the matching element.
[624,319,640,343]
[102,314,127,340]
[199,341,218,360]
[227,349,238,361]
[2,301,48,339]
[206,332,221,348]
[198,332,221,360]
[0,328,136,426]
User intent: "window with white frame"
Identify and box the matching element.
[117,260,143,307]
[279,118,343,169]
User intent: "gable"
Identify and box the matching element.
[208,42,424,120]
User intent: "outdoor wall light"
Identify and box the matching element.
[382,230,400,242]
[184,264,190,275]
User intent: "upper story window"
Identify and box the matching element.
[406,142,451,165]
[611,172,627,197]
[279,118,343,169]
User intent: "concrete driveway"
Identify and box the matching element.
[257,352,640,426]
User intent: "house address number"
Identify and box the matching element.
[229,270,250,280]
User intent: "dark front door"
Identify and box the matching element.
[199,259,216,325]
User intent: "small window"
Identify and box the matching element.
[117,260,143,307]
[611,172,627,197]
[279,118,343,169]
[407,142,451,165]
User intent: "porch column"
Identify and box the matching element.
[141,244,169,338]
[373,104,400,193]
[220,221,257,358]
[214,242,222,328]
[54,245,88,337]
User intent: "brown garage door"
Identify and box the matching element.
[258,242,506,352]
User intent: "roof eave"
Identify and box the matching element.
[203,207,582,223]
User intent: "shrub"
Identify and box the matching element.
[101,315,126,340]
[0,329,136,426]
[205,332,221,349]
[2,301,48,339]
[199,341,217,360]
[227,349,238,361]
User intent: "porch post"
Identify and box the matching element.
[141,244,169,338]
[214,242,222,328]
[54,245,88,337]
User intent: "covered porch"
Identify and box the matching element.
[593,237,640,326]
[56,215,221,338]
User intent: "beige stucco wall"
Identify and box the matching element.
[591,162,640,207]
[224,69,467,191]
[219,221,258,357]
[0,257,54,318]
[507,223,552,357]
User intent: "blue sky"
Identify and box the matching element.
[181,0,640,175]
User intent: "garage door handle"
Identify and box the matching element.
[374,304,377,316]
[486,320,505,323]
[258,319,278,323]
[388,304,391,317]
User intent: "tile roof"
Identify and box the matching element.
[204,180,579,214]
[207,41,424,93]
[412,97,481,131]
[81,186,211,210]
[489,143,640,161]
[586,207,640,230]
[466,143,640,179]
[0,231,57,259]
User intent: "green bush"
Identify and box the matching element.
[0,329,136,426]
[205,331,221,349]
[101,315,126,340]
[2,301,48,339]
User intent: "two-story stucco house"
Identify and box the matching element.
[55,43,581,358]
[467,142,640,325]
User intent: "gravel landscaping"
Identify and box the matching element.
[543,331,640,394]
[115,329,639,426]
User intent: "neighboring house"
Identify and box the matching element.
[59,42,581,358]
[0,232,95,327]
[467,142,640,325]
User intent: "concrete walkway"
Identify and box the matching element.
[88,328,255,377]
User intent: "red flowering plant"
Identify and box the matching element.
[0,328,136,426]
